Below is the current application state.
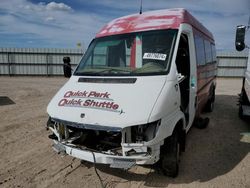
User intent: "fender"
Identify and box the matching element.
[144,109,185,146]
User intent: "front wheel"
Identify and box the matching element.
[161,131,180,178]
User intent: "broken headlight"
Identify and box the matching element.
[130,120,161,143]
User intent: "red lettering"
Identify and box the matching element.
[82,99,119,111]
[58,99,67,106]
[58,98,82,106]
[60,91,119,111]
[88,91,110,99]
[83,99,92,106]
[112,104,119,110]
[102,92,110,98]
[64,91,88,98]
[64,91,73,98]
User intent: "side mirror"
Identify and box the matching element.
[235,25,246,51]
[63,56,72,78]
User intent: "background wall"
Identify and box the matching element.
[0,48,83,76]
[217,51,248,77]
[0,48,248,77]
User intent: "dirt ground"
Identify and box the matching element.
[0,77,249,188]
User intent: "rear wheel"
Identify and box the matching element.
[205,88,215,112]
[239,104,245,119]
[239,89,248,119]
[205,99,214,112]
[161,131,180,178]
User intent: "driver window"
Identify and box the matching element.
[176,34,190,76]
[176,34,190,112]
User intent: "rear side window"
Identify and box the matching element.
[211,44,216,62]
[194,35,206,65]
[204,40,212,64]
[194,34,215,65]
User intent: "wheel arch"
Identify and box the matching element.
[145,111,186,147]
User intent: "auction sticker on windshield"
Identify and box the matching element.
[143,53,167,61]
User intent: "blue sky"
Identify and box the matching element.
[0,0,249,50]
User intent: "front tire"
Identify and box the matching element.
[161,131,180,178]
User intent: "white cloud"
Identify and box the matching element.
[45,16,55,22]
[20,1,72,12]
[45,2,72,12]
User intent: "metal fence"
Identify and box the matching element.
[217,51,248,77]
[0,48,83,76]
[0,48,248,77]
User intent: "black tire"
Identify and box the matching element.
[238,89,248,120]
[205,89,215,112]
[239,104,245,119]
[161,131,180,178]
[193,117,209,129]
[205,99,214,112]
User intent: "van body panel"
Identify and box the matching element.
[146,107,185,146]
[47,75,167,128]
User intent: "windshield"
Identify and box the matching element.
[74,29,177,76]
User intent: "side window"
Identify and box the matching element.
[204,40,212,64]
[194,35,206,66]
[211,44,216,62]
[176,34,190,111]
[176,34,190,76]
[93,46,107,66]
[84,46,107,68]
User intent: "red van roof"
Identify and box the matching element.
[96,8,213,40]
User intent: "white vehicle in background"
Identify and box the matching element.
[47,8,217,177]
[235,24,250,119]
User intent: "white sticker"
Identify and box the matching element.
[143,53,167,61]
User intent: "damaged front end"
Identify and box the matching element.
[47,117,161,169]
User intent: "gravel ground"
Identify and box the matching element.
[0,77,249,188]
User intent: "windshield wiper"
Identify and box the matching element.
[75,67,133,76]
[98,68,132,74]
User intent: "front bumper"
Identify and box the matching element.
[52,141,158,169]
[47,117,161,169]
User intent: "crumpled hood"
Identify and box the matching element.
[47,75,166,128]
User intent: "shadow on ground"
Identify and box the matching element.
[85,95,250,187]
[0,96,15,106]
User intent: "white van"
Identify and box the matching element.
[47,8,217,177]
